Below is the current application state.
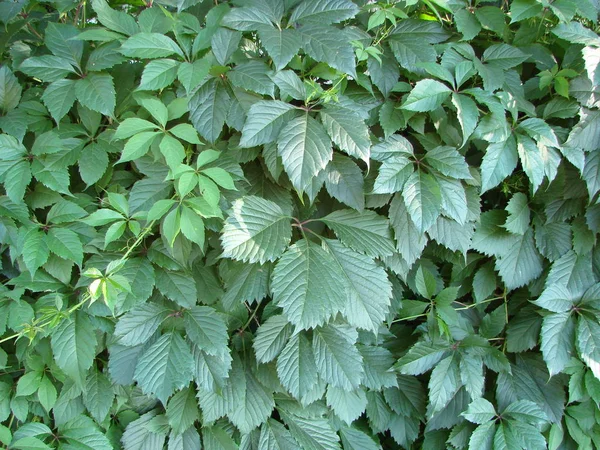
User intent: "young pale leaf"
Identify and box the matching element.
[272,239,347,329]
[221,196,292,264]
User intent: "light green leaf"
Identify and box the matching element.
[189,79,231,143]
[312,322,363,390]
[259,419,298,450]
[277,332,319,400]
[22,228,49,277]
[402,169,442,233]
[78,143,109,186]
[47,228,83,266]
[222,261,271,310]
[133,331,194,404]
[75,72,116,117]
[257,26,303,71]
[166,387,199,435]
[373,156,413,194]
[41,79,76,123]
[323,239,392,333]
[83,369,113,423]
[401,79,451,112]
[280,410,341,450]
[503,193,530,235]
[320,105,370,163]
[138,59,180,91]
[120,33,184,59]
[177,58,211,94]
[480,136,518,194]
[277,113,333,193]
[239,100,297,148]
[221,7,273,31]
[463,398,496,424]
[228,60,275,97]
[51,312,97,388]
[290,0,359,25]
[115,118,159,140]
[576,316,600,380]
[424,146,471,179]
[121,411,166,450]
[326,385,367,425]
[272,239,347,329]
[495,228,543,290]
[221,195,292,264]
[19,56,76,82]
[114,303,170,346]
[320,209,395,258]
[254,314,292,364]
[60,415,113,450]
[393,340,449,375]
[184,306,228,356]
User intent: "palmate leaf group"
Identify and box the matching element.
[1,0,600,449]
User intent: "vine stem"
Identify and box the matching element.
[239,305,260,333]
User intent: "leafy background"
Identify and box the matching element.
[1,0,600,448]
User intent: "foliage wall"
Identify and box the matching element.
[1,0,600,448]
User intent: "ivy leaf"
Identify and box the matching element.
[320,209,395,258]
[324,153,365,211]
[22,229,49,276]
[541,312,575,377]
[297,24,357,78]
[272,239,347,329]
[402,169,442,233]
[41,79,77,123]
[120,33,184,59]
[326,386,367,425]
[259,419,298,450]
[156,269,198,309]
[320,105,371,163]
[503,193,530,235]
[189,79,231,143]
[0,66,21,112]
[138,59,180,91]
[254,314,292,364]
[576,316,600,380]
[401,79,451,112]
[133,331,194,404]
[121,411,166,450]
[75,72,116,117]
[114,303,170,346]
[166,387,199,435]
[495,228,543,290]
[389,193,427,267]
[257,26,303,71]
[46,228,83,266]
[239,100,297,147]
[277,332,319,400]
[51,312,97,388]
[60,415,113,450]
[83,369,113,423]
[323,239,392,333]
[277,113,333,193]
[313,322,363,391]
[424,146,471,180]
[221,196,292,264]
[228,60,275,97]
[290,0,359,25]
[184,306,228,356]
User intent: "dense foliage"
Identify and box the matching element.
[1,0,600,448]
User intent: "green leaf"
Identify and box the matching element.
[428,354,461,415]
[463,398,496,425]
[22,228,49,276]
[156,269,198,309]
[277,113,333,193]
[239,100,297,148]
[297,24,357,77]
[290,0,359,25]
[373,156,413,194]
[259,419,298,450]
[91,0,139,36]
[121,411,166,450]
[510,0,543,22]
[339,426,381,450]
[401,79,451,112]
[19,56,76,82]
[114,118,159,140]
[228,60,275,97]
[320,209,395,258]
[424,146,471,179]
[221,195,292,264]
[503,193,530,235]
[60,415,113,450]
[78,143,109,186]
[189,79,231,143]
[166,387,199,435]
[280,410,341,450]
[222,261,271,310]
[114,303,170,346]
[495,228,543,290]
[326,385,367,425]
[389,193,427,267]
[133,331,194,404]
[138,59,180,91]
[402,169,442,233]
[541,312,575,377]
[257,26,303,71]
[178,58,211,94]
[221,7,273,31]
[312,322,363,390]
[51,311,97,388]
[47,228,83,266]
[184,306,228,356]
[75,72,116,117]
[42,79,77,124]
[320,105,371,163]
[452,93,479,145]
[272,239,347,329]
[118,131,161,163]
[455,8,481,40]
[83,369,113,423]
[37,375,57,412]
[277,332,319,401]
[0,66,21,112]
[254,314,292,364]
[394,340,449,375]
[180,206,205,247]
[576,316,600,380]
[325,153,364,211]
[120,33,184,59]
[323,239,392,333]
[482,44,528,70]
